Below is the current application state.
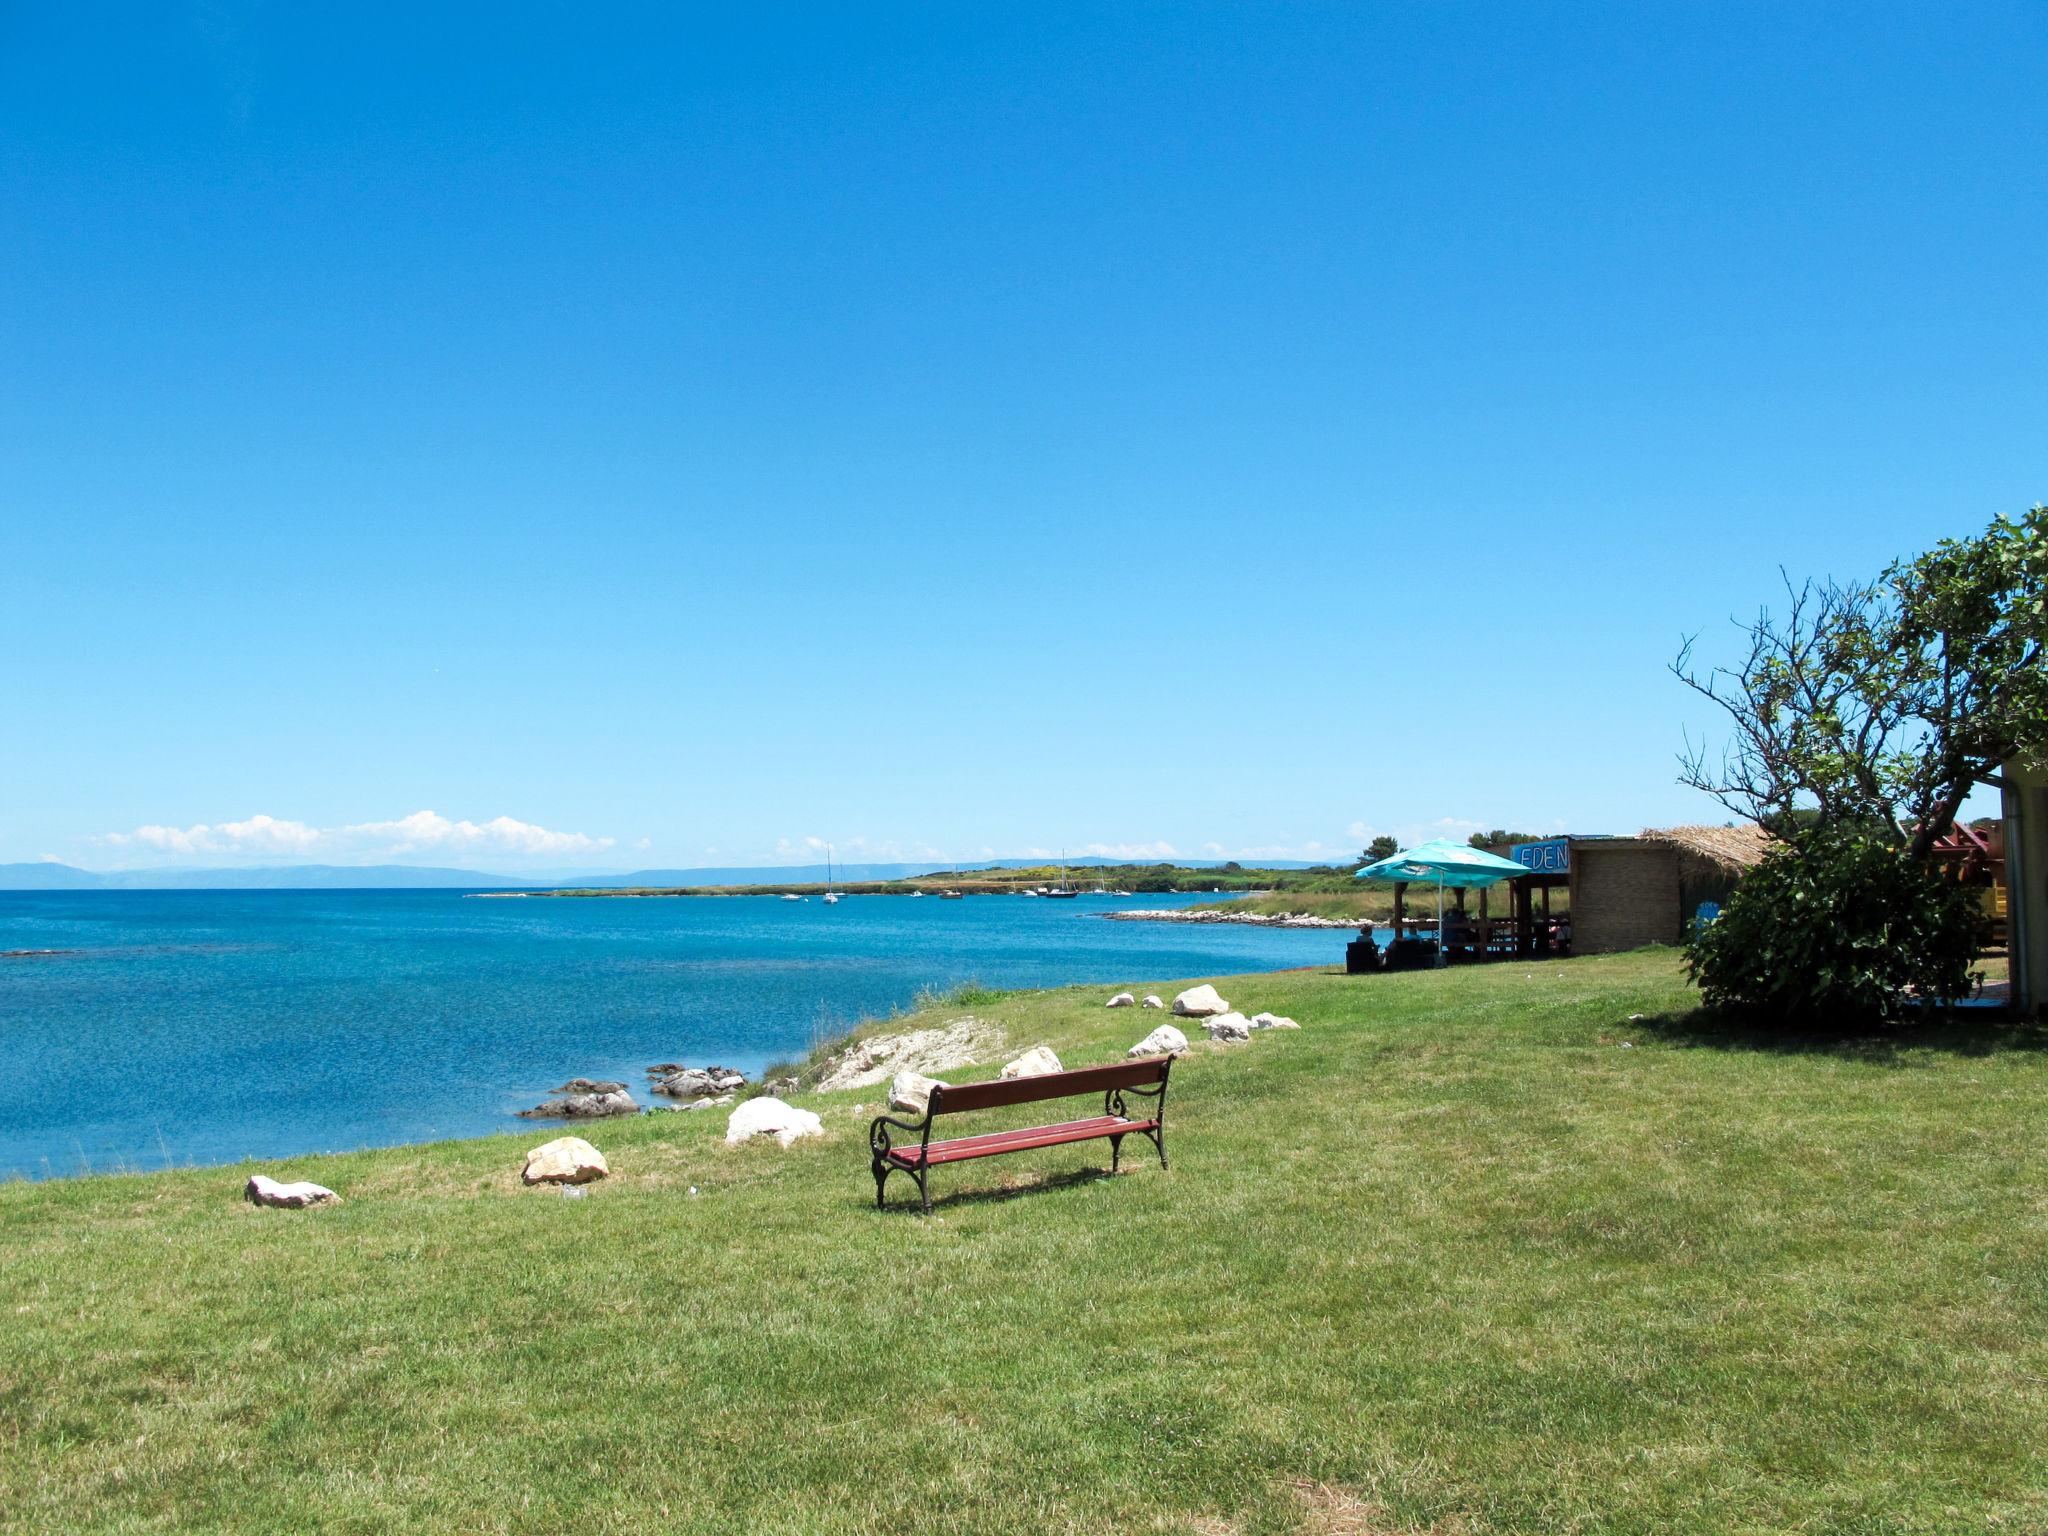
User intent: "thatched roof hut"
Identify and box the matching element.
[1635,824,1772,871]
[1568,825,1767,954]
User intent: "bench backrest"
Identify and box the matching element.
[928,1055,1171,1117]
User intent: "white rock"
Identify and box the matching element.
[244,1174,340,1209]
[813,1017,1004,1092]
[889,1070,947,1117]
[1203,1012,1252,1042]
[1141,995,1165,1009]
[1249,1012,1300,1031]
[1106,992,1137,1008]
[1128,1024,1188,1057]
[1172,984,1230,1018]
[725,1097,824,1147]
[999,1045,1062,1079]
[521,1137,609,1186]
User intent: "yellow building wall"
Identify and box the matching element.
[2006,760,2048,1017]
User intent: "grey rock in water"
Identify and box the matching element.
[554,1077,627,1095]
[652,1066,748,1100]
[519,1088,640,1119]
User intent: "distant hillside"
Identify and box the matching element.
[573,857,1323,888]
[0,855,1329,892]
[0,862,106,890]
[0,863,545,891]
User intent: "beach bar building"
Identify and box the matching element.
[2003,759,2048,1017]
[1533,826,1768,955]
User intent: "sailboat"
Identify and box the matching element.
[1044,853,1079,898]
[822,845,841,905]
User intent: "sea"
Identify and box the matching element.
[0,889,1349,1180]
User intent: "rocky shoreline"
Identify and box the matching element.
[1100,909,1359,930]
[516,1062,759,1120]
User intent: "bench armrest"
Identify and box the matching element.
[1104,1078,1167,1119]
[868,1111,930,1163]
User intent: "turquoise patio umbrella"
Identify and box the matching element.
[1354,838,1531,968]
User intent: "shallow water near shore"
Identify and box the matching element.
[0,889,1346,1179]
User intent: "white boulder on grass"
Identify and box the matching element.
[1106,992,1136,1008]
[1141,995,1165,1009]
[725,1097,824,1147]
[999,1045,1062,1079]
[1172,984,1230,1018]
[1203,1012,1252,1042]
[1128,1024,1188,1057]
[244,1174,340,1209]
[889,1070,947,1117]
[1249,1012,1300,1031]
[521,1137,609,1186]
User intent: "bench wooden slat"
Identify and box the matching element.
[885,1114,1160,1167]
[929,1055,1171,1115]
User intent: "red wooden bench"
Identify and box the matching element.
[868,1055,1173,1213]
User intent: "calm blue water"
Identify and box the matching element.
[0,890,1346,1179]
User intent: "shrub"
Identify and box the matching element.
[1685,828,1987,1025]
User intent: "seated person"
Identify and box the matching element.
[1347,920,1385,973]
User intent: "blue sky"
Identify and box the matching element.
[3,4,2042,872]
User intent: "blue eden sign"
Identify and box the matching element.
[1510,838,1569,875]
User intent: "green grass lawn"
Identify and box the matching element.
[5,951,2046,1534]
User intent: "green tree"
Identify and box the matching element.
[1468,829,1539,850]
[1674,506,2047,1021]
[1676,505,2048,857]
[1362,836,1399,863]
[1686,825,1986,1023]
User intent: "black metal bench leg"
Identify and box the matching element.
[1150,1127,1168,1170]
[1110,1132,1125,1173]
[873,1161,890,1209]
[918,1166,932,1215]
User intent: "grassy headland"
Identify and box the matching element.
[531,861,1352,899]
[5,953,2046,1533]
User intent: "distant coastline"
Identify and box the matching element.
[1102,908,1360,930]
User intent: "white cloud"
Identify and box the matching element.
[100,810,614,864]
